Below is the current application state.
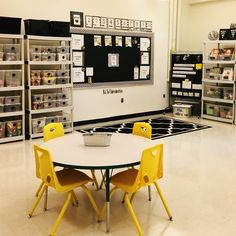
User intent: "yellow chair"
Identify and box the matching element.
[132,122,152,201]
[99,144,172,236]
[132,122,152,140]
[35,123,99,204]
[29,144,100,236]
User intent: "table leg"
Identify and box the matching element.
[105,168,110,233]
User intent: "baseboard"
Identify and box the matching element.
[73,107,172,127]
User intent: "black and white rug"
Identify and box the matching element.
[78,116,210,140]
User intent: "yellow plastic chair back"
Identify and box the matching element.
[133,144,163,191]
[34,144,60,190]
[43,123,64,142]
[132,122,152,139]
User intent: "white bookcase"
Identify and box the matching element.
[25,35,73,138]
[202,40,236,124]
[0,34,25,143]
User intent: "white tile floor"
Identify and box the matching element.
[1,116,236,236]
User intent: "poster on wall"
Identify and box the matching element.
[72,34,84,50]
[70,11,84,27]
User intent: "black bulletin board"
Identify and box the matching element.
[70,28,153,86]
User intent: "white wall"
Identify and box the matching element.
[1,0,171,122]
[178,0,236,51]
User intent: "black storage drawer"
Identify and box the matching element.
[0,16,21,34]
[24,19,50,36]
[50,21,70,37]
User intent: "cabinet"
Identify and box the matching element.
[202,41,236,123]
[0,34,25,143]
[170,52,202,116]
[25,35,73,138]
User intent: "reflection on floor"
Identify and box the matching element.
[0,116,236,236]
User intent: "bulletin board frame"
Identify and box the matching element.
[70,27,154,87]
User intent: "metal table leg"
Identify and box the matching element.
[105,168,110,233]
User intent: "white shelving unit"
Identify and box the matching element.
[0,34,25,143]
[25,35,73,138]
[202,40,236,124]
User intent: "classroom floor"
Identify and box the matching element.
[0,116,236,236]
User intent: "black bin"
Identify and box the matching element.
[219,29,229,40]
[50,21,70,37]
[0,16,21,34]
[24,19,50,36]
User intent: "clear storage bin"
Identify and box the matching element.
[0,51,3,61]
[205,103,220,117]
[0,122,5,138]
[57,113,71,122]
[41,70,56,77]
[31,70,41,86]
[62,121,72,129]
[56,69,70,77]
[30,53,41,61]
[5,70,22,87]
[4,103,21,112]
[44,100,57,109]
[32,101,44,110]
[43,93,57,101]
[56,99,70,107]
[57,53,69,61]
[3,44,21,60]
[6,120,22,137]
[0,96,4,104]
[30,45,41,54]
[4,95,21,104]
[41,46,56,54]
[41,53,56,61]
[32,94,43,102]
[57,91,70,100]
[204,85,223,98]
[32,117,45,134]
[223,87,233,100]
[56,77,69,84]
[45,116,58,124]
[41,76,56,85]
[56,46,70,53]
[219,105,233,119]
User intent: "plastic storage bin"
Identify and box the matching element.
[56,77,69,84]
[0,104,4,113]
[4,96,21,104]
[62,121,72,129]
[0,16,21,34]
[57,53,70,61]
[172,104,192,117]
[57,113,71,122]
[41,70,56,77]
[41,46,56,54]
[32,117,46,134]
[4,103,21,112]
[3,44,21,61]
[30,53,41,61]
[5,120,22,137]
[41,53,56,61]
[32,102,44,110]
[57,91,70,100]
[30,45,41,54]
[44,101,57,109]
[56,70,70,77]
[204,85,223,98]
[223,87,233,100]
[219,105,233,119]
[31,70,41,86]
[24,19,50,36]
[45,116,58,124]
[41,76,56,85]
[32,94,43,102]
[43,93,57,101]
[205,103,220,117]
[5,70,22,87]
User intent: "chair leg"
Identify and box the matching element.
[91,170,99,190]
[81,185,100,217]
[99,186,118,221]
[44,186,48,211]
[124,193,143,236]
[148,186,152,201]
[153,181,172,220]
[35,181,44,197]
[49,192,72,236]
[130,192,137,204]
[71,190,79,206]
[99,170,105,189]
[29,184,47,217]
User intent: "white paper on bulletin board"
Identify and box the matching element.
[72,34,84,50]
[73,51,83,66]
[72,67,85,83]
[140,66,150,79]
[140,38,150,51]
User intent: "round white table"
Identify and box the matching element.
[42,132,154,232]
